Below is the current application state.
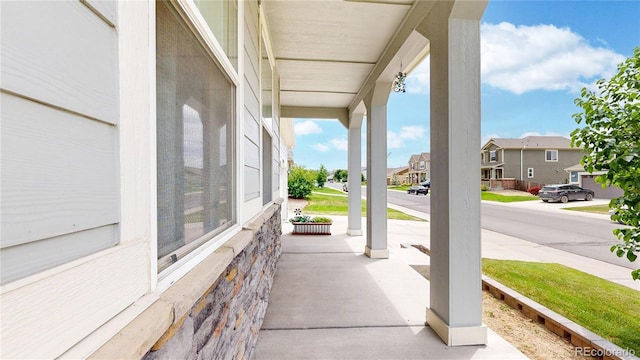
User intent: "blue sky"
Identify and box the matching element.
[292,0,640,171]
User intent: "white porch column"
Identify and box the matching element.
[418,0,488,346]
[363,82,391,259]
[347,111,364,235]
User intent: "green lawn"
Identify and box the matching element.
[563,204,610,214]
[481,192,538,202]
[301,193,425,221]
[313,186,346,195]
[483,259,640,353]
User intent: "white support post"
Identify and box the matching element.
[363,82,392,259]
[347,111,363,236]
[418,0,488,346]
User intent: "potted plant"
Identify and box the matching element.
[290,209,333,235]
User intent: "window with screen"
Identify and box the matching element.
[156,1,236,272]
[545,150,558,162]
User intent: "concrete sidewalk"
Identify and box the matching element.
[386,198,638,291]
[254,216,526,359]
[255,204,638,359]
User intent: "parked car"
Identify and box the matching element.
[420,179,431,188]
[407,185,429,195]
[538,184,594,203]
[342,183,348,192]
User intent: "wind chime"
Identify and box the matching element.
[393,62,407,93]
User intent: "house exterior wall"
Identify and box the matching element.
[143,205,281,360]
[1,1,289,358]
[243,0,262,220]
[521,149,584,185]
[502,150,521,178]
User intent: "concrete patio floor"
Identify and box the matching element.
[253,216,527,360]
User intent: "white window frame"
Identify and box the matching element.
[528,167,534,178]
[545,149,558,162]
[419,160,425,170]
[155,0,242,291]
[490,150,496,162]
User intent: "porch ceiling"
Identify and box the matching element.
[263,0,433,121]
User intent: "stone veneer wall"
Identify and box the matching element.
[143,204,282,360]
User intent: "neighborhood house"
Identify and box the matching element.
[481,136,585,190]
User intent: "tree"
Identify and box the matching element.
[333,169,347,182]
[571,47,640,280]
[316,165,328,188]
[287,166,315,199]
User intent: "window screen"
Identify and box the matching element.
[156,2,236,272]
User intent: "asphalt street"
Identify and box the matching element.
[327,182,633,269]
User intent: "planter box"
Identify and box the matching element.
[291,222,332,235]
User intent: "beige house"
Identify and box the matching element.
[387,166,410,185]
[481,136,585,190]
[408,152,431,184]
[1,0,488,358]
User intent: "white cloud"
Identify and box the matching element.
[387,131,404,149]
[400,126,426,140]
[294,120,322,135]
[406,58,430,94]
[312,143,329,152]
[330,138,348,151]
[388,125,427,149]
[481,22,625,94]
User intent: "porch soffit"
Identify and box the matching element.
[263,0,433,124]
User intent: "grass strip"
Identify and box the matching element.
[482,192,538,202]
[563,204,610,214]
[482,259,640,353]
[313,187,346,195]
[302,193,425,221]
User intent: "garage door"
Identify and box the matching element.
[581,175,624,199]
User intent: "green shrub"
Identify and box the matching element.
[310,216,332,223]
[288,166,314,199]
[481,184,489,191]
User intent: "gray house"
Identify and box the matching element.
[481,136,585,189]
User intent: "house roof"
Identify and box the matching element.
[564,163,585,172]
[482,136,577,151]
[409,154,421,163]
[264,1,487,127]
[408,152,430,163]
[387,166,409,177]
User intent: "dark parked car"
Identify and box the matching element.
[420,180,431,188]
[538,184,594,203]
[407,185,429,195]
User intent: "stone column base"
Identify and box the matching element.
[347,228,362,236]
[364,246,389,259]
[426,308,487,346]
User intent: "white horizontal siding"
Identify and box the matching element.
[1,242,148,359]
[1,93,119,248]
[1,1,118,124]
[1,225,117,285]
[243,0,261,203]
[82,0,117,26]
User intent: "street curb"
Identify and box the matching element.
[482,276,638,360]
